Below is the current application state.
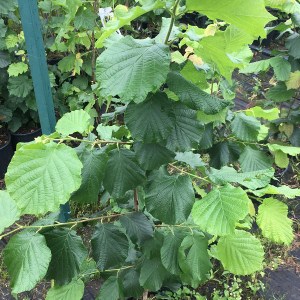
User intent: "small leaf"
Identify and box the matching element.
[56,109,92,137]
[244,106,280,121]
[122,269,143,298]
[253,184,300,199]
[4,231,51,293]
[8,75,33,98]
[0,191,20,235]
[46,279,84,300]
[286,34,300,59]
[91,223,129,271]
[5,142,82,215]
[103,149,145,198]
[139,257,168,291]
[44,228,88,285]
[96,36,170,103]
[145,170,195,224]
[178,232,211,288]
[232,113,261,142]
[266,82,295,102]
[97,276,122,300]
[192,184,249,236]
[215,230,264,275]
[7,62,28,77]
[175,152,205,169]
[119,212,154,245]
[58,54,76,73]
[286,70,300,90]
[270,56,291,81]
[257,198,294,245]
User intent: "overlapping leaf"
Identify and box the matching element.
[0,191,19,234]
[232,113,261,141]
[46,279,84,300]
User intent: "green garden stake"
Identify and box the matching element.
[18,0,70,222]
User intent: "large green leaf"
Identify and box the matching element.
[95,1,165,47]
[134,142,175,170]
[232,113,261,142]
[91,223,129,270]
[239,146,273,172]
[122,269,144,299]
[139,257,168,291]
[215,230,264,275]
[175,152,205,169]
[71,148,108,203]
[55,109,91,137]
[286,34,300,59]
[8,75,33,98]
[103,149,145,198]
[166,103,203,152]
[0,0,17,14]
[44,228,88,285]
[46,279,84,300]
[270,56,291,81]
[4,231,51,293]
[186,0,275,39]
[257,198,294,245]
[5,142,82,215]
[161,229,186,275]
[125,93,173,143]
[96,276,122,300]
[119,212,154,245]
[253,184,300,199]
[96,36,170,103]
[266,82,295,102]
[0,191,19,235]
[265,0,300,13]
[244,106,280,121]
[192,184,249,235]
[167,71,229,114]
[178,232,211,288]
[145,171,195,224]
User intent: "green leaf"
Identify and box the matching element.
[240,59,271,74]
[122,269,143,298]
[145,171,195,224]
[125,93,173,143]
[8,75,33,98]
[268,144,300,168]
[74,7,97,30]
[46,279,84,300]
[5,34,18,49]
[266,82,295,102]
[134,142,175,170]
[0,0,17,14]
[139,257,168,291]
[244,106,280,121]
[96,36,170,103]
[58,54,76,73]
[161,230,186,275]
[0,191,20,235]
[0,19,6,38]
[239,146,273,172]
[166,103,203,152]
[253,184,300,199]
[0,51,11,68]
[7,62,28,77]
[4,231,51,293]
[95,1,165,47]
[97,276,122,300]
[192,184,249,236]
[56,109,92,136]
[208,166,274,190]
[232,113,261,142]
[257,198,294,245]
[91,223,129,271]
[5,142,82,215]
[175,152,205,169]
[44,228,88,285]
[286,34,300,59]
[178,232,211,288]
[103,149,145,198]
[96,124,120,140]
[167,71,229,114]
[265,0,300,13]
[286,70,300,90]
[270,56,291,81]
[119,212,154,245]
[186,0,275,39]
[71,148,108,204]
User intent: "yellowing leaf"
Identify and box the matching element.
[286,71,300,90]
[7,62,28,77]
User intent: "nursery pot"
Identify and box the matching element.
[11,127,42,151]
[0,132,14,179]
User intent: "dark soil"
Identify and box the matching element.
[0,129,9,148]
[12,125,40,135]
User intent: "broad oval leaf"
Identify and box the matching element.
[5,142,82,215]
[91,223,129,271]
[145,171,195,224]
[4,231,51,294]
[257,198,294,245]
[215,230,264,275]
[56,109,92,137]
[96,276,122,300]
[125,93,173,143]
[46,279,84,300]
[0,190,20,234]
[103,149,145,198]
[122,269,144,299]
[44,228,88,285]
[192,184,249,236]
[96,36,170,103]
